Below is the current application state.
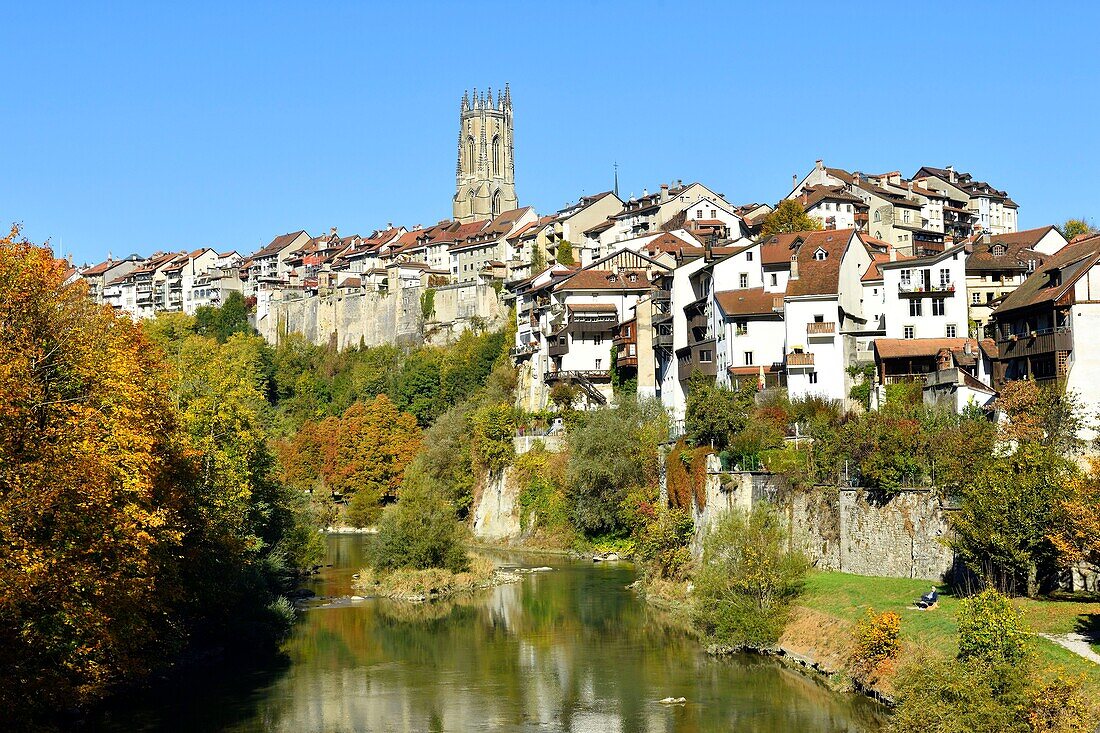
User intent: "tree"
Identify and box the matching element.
[556,239,575,266]
[530,239,546,271]
[194,291,252,342]
[1049,461,1100,578]
[692,503,810,646]
[1058,218,1096,241]
[470,403,517,474]
[951,443,1076,596]
[0,228,188,722]
[995,380,1085,454]
[368,481,468,573]
[759,199,822,236]
[684,373,754,449]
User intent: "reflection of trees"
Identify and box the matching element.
[100,539,885,732]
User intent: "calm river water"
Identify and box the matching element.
[93,534,885,732]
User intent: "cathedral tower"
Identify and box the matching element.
[453,85,518,223]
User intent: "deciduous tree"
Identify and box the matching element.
[759,199,822,236]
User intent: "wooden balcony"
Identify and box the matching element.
[677,340,717,381]
[806,321,836,337]
[996,328,1072,360]
[786,352,815,367]
[548,335,569,357]
[882,373,929,385]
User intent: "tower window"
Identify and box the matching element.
[492,135,501,176]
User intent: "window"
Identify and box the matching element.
[939,268,951,286]
[746,251,753,261]
[946,324,957,338]
[696,209,703,218]
[739,273,748,288]
[735,320,747,336]
[595,359,602,369]
[873,287,879,296]
[904,326,915,339]
[710,209,717,218]
[814,314,824,322]
[972,292,982,304]
[808,371,819,384]
[593,335,603,345]
[813,248,828,260]
[699,349,713,363]
[770,273,778,286]
[628,344,636,355]
[744,351,754,365]
[932,298,945,316]
[903,210,911,223]
[874,210,881,222]
[900,269,912,286]
[909,300,922,317]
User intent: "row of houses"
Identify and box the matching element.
[503,169,1094,435]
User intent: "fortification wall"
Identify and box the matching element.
[258,282,508,349]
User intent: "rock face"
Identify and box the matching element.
[472,468,521,541]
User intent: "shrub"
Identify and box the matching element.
[889,657,1030,733]
[957,588,1028,668]
[692,503,810,647]
[470,403,517,474]
[368,483,468,573]
[850,608,901,680]
[636,508,695,581]
[549,380,580,410]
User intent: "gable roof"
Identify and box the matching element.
[757,230,855,297]
[966,226,1058,272]
[994,235,1100,314]
[714,288,785,317]
[553,268,655,292]
[873,337,978,360]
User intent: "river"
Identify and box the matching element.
[92,534,886,732]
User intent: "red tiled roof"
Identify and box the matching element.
[567,303,617,313]
[995,235,1100,313]
[759,230,855,297]
[714,288,784,317]
[873,337,977,359]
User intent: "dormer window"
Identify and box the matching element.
[1049,269,1062,288]
[991,244,1007,257]
[813,248,828,260]
[628,273,637,283]
[608,274,618,283]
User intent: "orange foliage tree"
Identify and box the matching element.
[0,227,189,723]
[279,394,421,525]
[1050,461,1100,576]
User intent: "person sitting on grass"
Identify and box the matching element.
[916,585,938,610]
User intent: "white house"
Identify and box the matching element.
[880,245,969,341]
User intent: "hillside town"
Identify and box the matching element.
[68,89,1099,439]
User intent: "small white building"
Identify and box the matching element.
[880,245,969,341]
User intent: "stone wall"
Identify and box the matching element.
[789,487,955,580]
[665,451,956,580]
[258,282,508,349]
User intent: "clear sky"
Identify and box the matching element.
[5,1,1098,264]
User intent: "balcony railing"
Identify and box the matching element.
[883,373,929,385]
[806,321,836,335]
[510,342,539,358]
[786,352,815,367]
[898,282,955,295]
[654,331,673,349]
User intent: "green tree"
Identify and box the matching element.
[195,291,252,342]
[470,403,517,474]
[530,239,546,271]
[685,373,754,449]
[556,239,575,265]
[693,503,810,646]
[951,443,1076,596]
[759,199,822,236]
[368,482,468,573]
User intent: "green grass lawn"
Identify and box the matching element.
[799,571,1100,692]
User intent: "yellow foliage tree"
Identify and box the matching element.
[0,227,189,722]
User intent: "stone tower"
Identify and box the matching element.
[453,85,518,223]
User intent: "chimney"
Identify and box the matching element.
[642,187,648,198]
[330,226,338,237]
[792,173,798,190]
[907,181,914,200]
[947,165,956,183]
[815,159,824,172]
[790,254,799,280]
[889,246,897,262]
[660,183,669,201]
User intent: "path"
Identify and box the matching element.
[1037,633,1100,665]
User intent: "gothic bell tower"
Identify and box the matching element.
[453,85,518,223]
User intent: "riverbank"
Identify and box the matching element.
[641,570,1100,706]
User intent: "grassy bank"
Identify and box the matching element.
[793,572,1100,698]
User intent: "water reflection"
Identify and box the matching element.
[93,536,885,732]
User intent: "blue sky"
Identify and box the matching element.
[5,2,1098,264]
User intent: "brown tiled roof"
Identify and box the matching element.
[728,364,782,375]
[567,303,617,313]
[81,259,114,276]
[714,288,784,317]
[979,339,998,359]
[862,250,913,282]
[583,217,616,236]
[797,184,865,210]
[994,235,1100,314]
[554,268,654,292]
[873,337,977,359]
[758,230,855,297]
[252,231,307,259]
[640,232,704,258]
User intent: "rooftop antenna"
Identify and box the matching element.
[613,162,619,198]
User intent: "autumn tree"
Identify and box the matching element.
[994,379,1085,453]
[1058,218,1096,241]
[759,199,822,236]
[0,228,188,723]
[556,239,575,265]
[1049,461,1100,578]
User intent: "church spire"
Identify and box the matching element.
[503,82,511,110]
[487,86,494,108]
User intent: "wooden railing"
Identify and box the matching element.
[806,321,836,335]
[786,352,815,366]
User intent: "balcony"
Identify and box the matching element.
[786,352,815,368]
[510,341,539,359]
[806,321,836,337]
[677,340,717,381]
[616,347,638,368]
[544,369,610,383]
[898,282,956,297]
[548,334,569,357]
[883,373,929,385]
[654,330,673,349]
[996,327,1072,359]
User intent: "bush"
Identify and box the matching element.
[957,588,1028,667]
[850,608,901,680]
[692,503,810,647]
[889,657,1030,733]
[368,483,468,573]
[470,403,517,474]
[636,508,694,581]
